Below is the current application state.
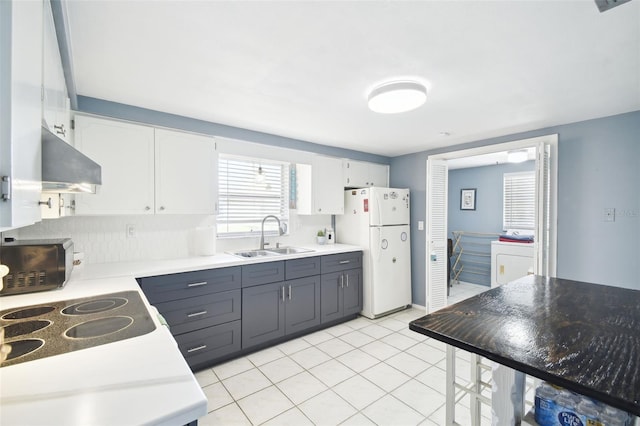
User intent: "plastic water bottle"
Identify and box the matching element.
[576,398,600,423]
[601,406,630,426]
[534,383,558,425]
[556,389,579,410]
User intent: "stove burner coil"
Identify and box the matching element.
[3,320,52,339]
[65,316,133,339]
[62,297,128,316]
[5,339,45,361]
[2,306,55,320]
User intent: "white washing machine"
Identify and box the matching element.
[490,241,534,288]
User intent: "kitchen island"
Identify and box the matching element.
[409,275,640,424]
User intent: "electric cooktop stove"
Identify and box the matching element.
[0,291,156,367]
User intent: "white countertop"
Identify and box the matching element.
[0,243,361,425]
[72,243,362,281]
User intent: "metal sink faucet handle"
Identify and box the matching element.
[260,215,285,250]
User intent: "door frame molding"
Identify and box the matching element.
[425,134,558,310]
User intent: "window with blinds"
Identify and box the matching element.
[503,171,535,230]
[217,155,289,237]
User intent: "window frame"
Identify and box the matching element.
[503,171,536,230]
[216,154,290,239]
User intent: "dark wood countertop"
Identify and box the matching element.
[409,275,640,416]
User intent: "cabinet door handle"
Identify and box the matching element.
[340,275,344,289]
[339,260,350,264]
[1,176,11,201]
[54,124,66,137]
[187,345,207,353]
[39,198,53,208]
[187,310,207,318]
[145,206,151,211]
[187,281,208,288]
[159,206,166,211]
[346,274,349,288]
[281,286,285,302]
[288,285,292,300]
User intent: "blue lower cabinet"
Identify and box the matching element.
[320,267,362,323]
[174,320,241,368]
[242,275,322,350]
[139,252,362,369]
[284,275,321,335]
[241,281,286,348]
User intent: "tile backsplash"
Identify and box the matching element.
[13,213,330,265]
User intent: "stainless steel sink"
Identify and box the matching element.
[232,250,279,258]
[230,247,314,258]
[267,247,314,255]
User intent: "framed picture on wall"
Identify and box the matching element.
[460,188,476,210]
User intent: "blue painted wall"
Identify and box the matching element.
[448,161,535,236]
[448,161,535,286]
[390,110,640,306]
[76,96,390,165]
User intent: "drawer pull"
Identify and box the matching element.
[187,281,208,288]
[339,260,350,264]
[187,310,207,318]
[187,345,207,353]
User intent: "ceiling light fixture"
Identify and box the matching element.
[507,150,528,163]
[367,81,427,114]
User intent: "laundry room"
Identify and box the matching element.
[447,148,537,292]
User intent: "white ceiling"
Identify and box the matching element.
[64,0,640,157]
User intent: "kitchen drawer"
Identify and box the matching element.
[155,289,241,336]
[320,251,362,274]
[241,261,284,287]
[285,256,321,280]
[174,320,241,369]
[138,266,241,304]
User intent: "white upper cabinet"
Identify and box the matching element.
[297,156,344,215]
[42,0,70,143]
[343,159,389,188]
[154,128,217,215]
[74,115,155,215]
[368,162,389,188]
[74,115,217,216]
[0,0,44,231]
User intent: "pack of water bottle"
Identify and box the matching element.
[534,381,635,426]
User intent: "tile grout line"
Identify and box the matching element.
[201,293,488,425]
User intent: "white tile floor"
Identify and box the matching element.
[195,283,491,426]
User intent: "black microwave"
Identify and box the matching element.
[0,239,73,296]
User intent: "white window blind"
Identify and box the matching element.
[503,171,535,230]
[217,155,289,237]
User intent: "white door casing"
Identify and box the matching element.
[426,158,449,313]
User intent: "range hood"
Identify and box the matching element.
[41,126,102,193]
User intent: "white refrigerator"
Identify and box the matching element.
[336,187,411,319]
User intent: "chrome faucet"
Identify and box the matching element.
[260,215,285,250]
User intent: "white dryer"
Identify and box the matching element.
[490,241,534,288]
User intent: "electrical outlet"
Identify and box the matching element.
[126,224,136,238]
[604,208,615,222]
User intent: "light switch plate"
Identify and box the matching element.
[604,208,615,222]
[418,221,424,230]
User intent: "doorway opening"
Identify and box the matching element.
[425,134,558,312]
